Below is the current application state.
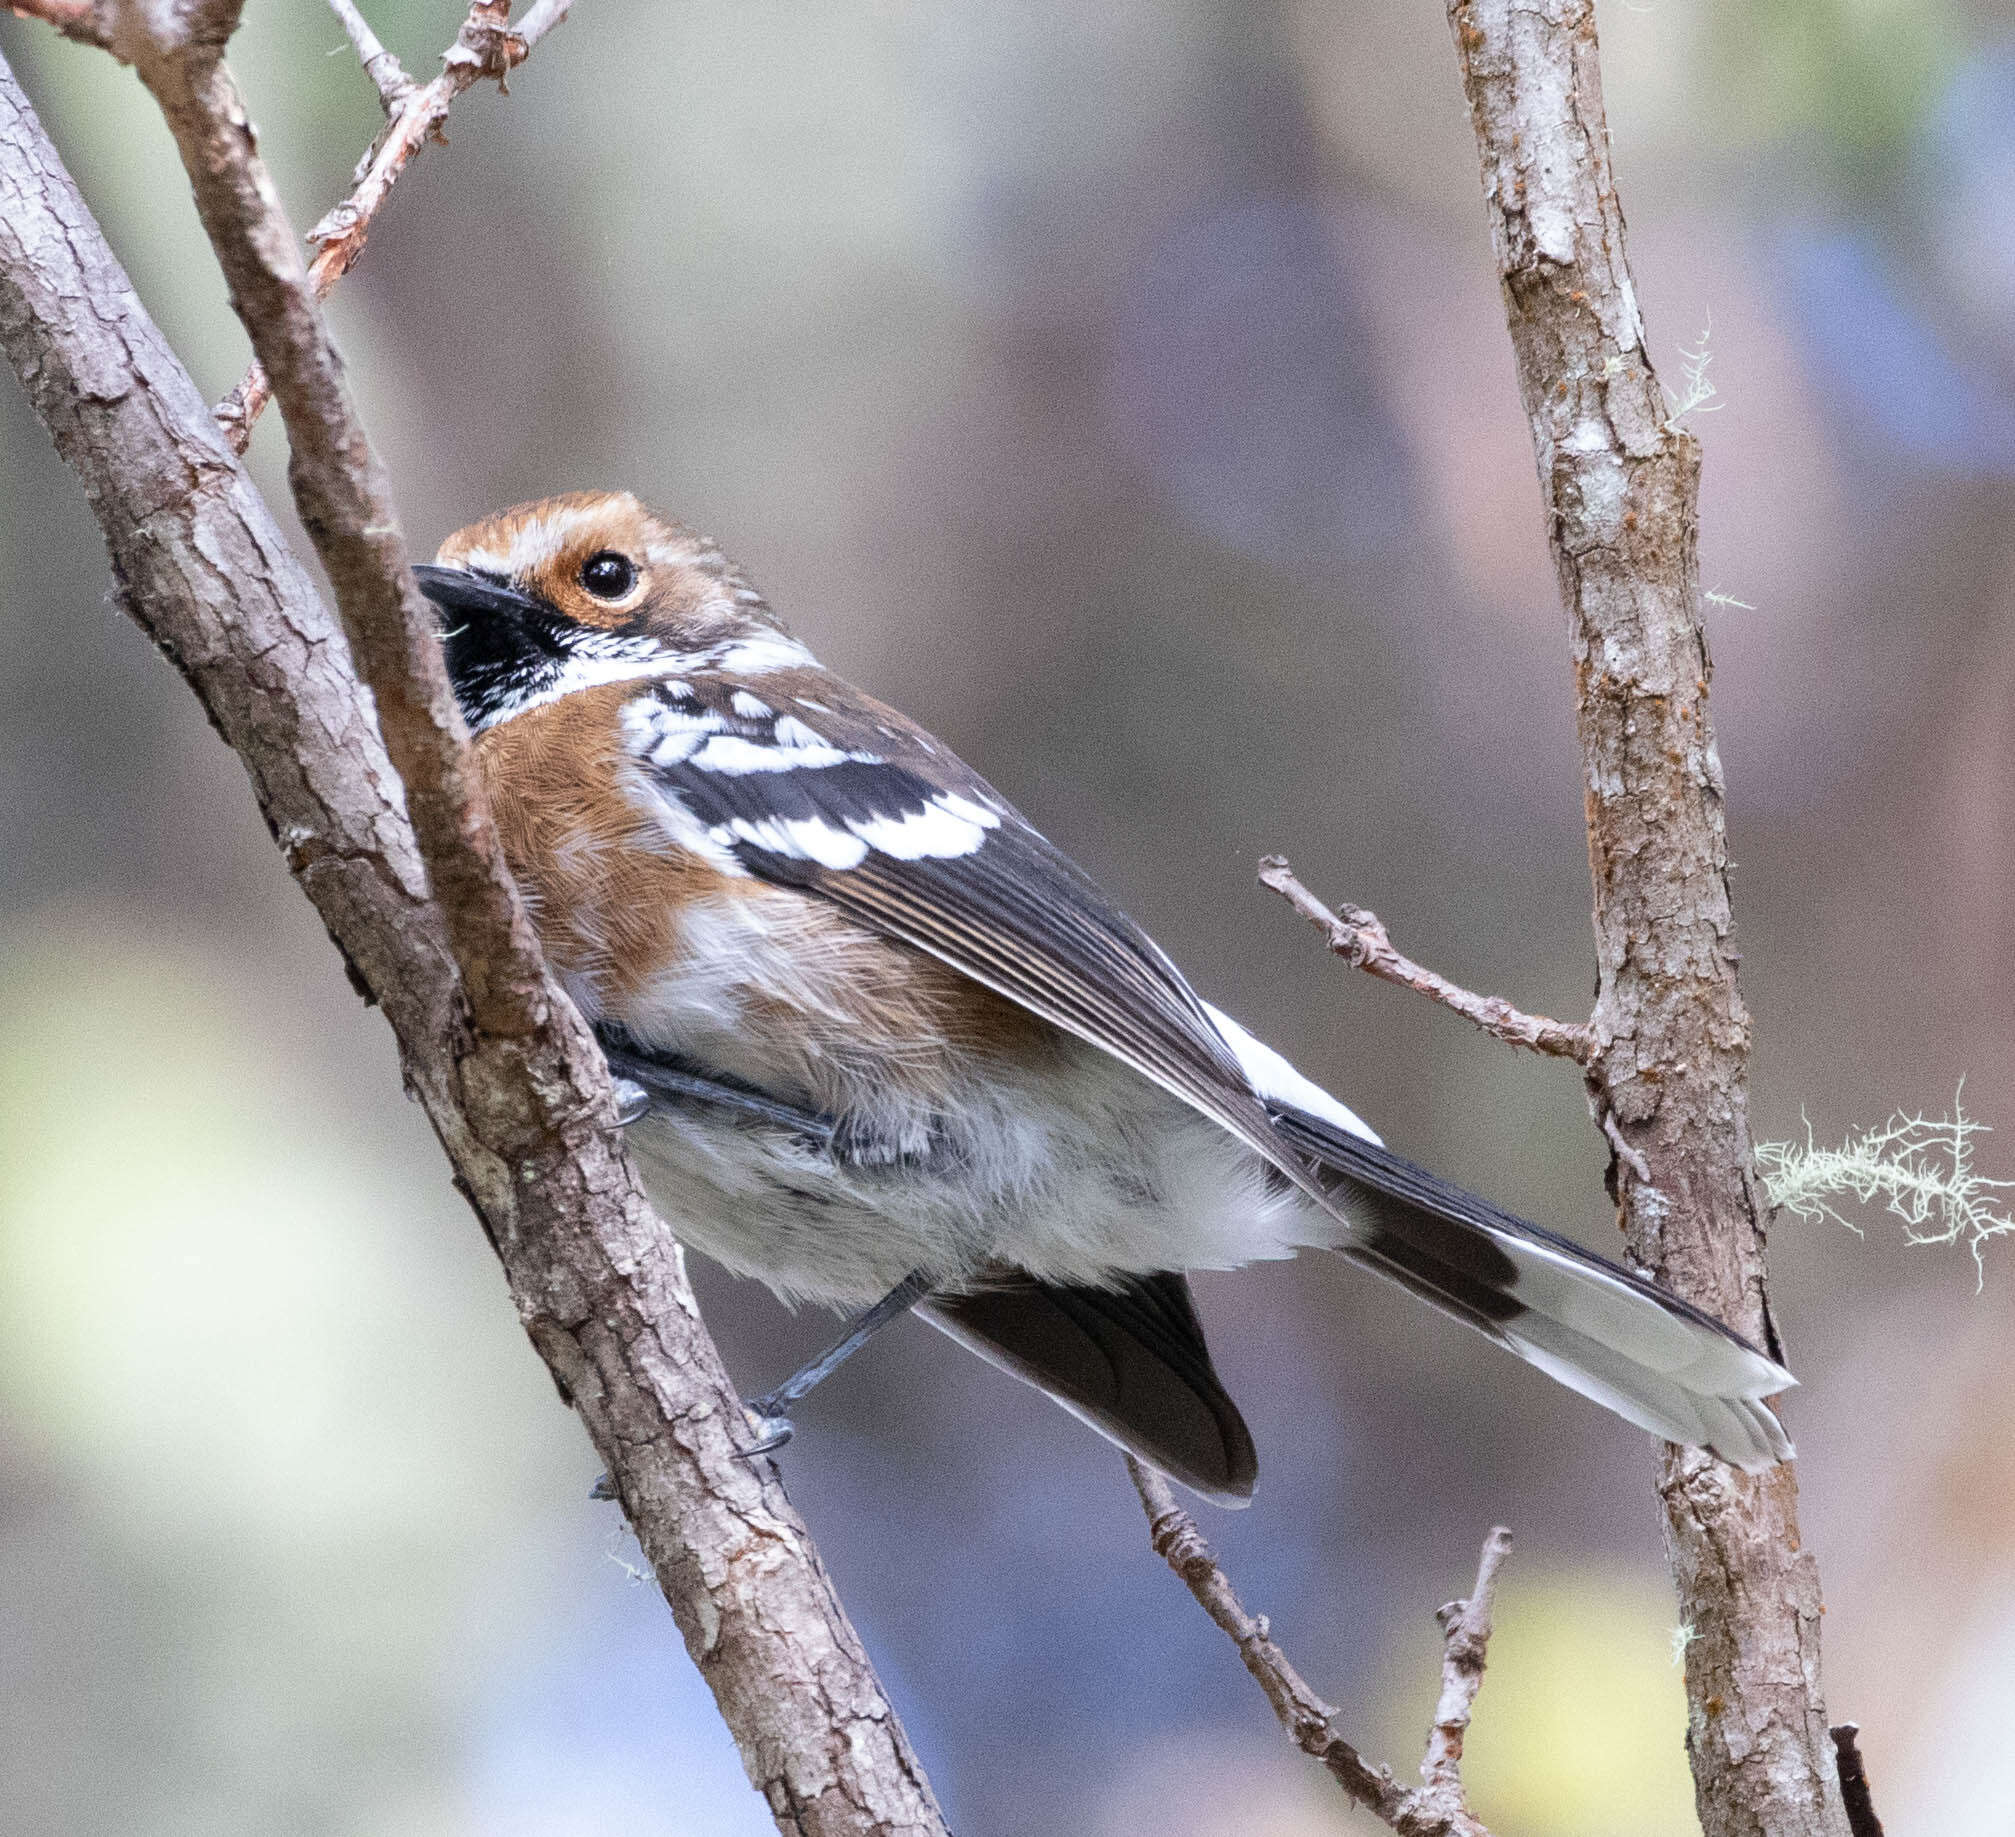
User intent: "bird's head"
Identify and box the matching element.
[414,490,799,733]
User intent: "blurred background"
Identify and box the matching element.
[2,1,2012,1831]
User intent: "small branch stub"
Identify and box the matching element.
[1258,855,1593,1064]
[1423,1527,1514,1797]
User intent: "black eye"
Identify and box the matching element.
[579,550,637,600]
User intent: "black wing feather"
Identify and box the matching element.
[922,1270,1258,1503]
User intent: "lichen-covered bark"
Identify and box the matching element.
[0,47,944,1837]
[1444,5,1849,1834]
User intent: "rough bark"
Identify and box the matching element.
[1444,5,1849,1834]
[0,42,945,1837]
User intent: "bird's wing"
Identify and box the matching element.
[617,668,1318,1192]
[620,667,1795,1471]
[921,1269,1258,1505]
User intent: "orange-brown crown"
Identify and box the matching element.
[433,490,783,646]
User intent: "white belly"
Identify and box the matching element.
[623,1033,1319,1307]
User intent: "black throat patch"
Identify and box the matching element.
[412,564,664,732]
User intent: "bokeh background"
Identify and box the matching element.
[3,2,2013,1831]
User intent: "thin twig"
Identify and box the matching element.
[129,0,543,1039]
[1258,855,1593,1063]
[212,0,570,453]
[1422,1528,1514,1796]
[4,0,107,46]
[326,0,415,115]
[1829,1726,1887,1837]
[506,0,571,56]
[1127,1457,1502,1837]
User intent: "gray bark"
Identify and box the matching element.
[1445,5,1850,1834]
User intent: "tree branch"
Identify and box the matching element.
[1128,1458,1505,1837]
[211,0,568,453]
[1443,5,1847,1834]
[1258,855,1593,1063]
[1421,1528,1513,1800]
[0,32,944,1837]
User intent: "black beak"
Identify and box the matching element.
[410,562,550,627]
[412,563,572,731]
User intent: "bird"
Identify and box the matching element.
[412,489,1795,1505]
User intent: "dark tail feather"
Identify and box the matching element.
[921,1270,1257,1505]
[1268,1105,1796,1472]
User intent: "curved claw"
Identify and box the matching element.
[742,1405,797,1455]
[610,1078,652,1127]
[589,1470,617,1501]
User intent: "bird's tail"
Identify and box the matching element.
[1268,1102,1795,1472]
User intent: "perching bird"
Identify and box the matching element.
[414,490,1793,1504]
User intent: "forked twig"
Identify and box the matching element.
[1128,1457,1506,1836]
[211,0,573,452]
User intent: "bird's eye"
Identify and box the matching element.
[579,550,638,600]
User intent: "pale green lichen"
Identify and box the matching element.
[1662,315,1723,429]
[1757,1092,2015,1286]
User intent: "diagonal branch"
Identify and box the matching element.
[1128,1458,1506,1837]
[211,0,570,453]
[1258,855,1593,1063]
[0,24,943,1837]
[1444,4,1847,1834]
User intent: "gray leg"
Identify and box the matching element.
[589,1270,936,1500]
[601,1037,838,1148]
[744,1270,936,1452]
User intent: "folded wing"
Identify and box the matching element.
[626,669,1795,1474]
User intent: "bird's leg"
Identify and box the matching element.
[601,1036,838,1148]
[588,1271,936,1500]
[741,1269,937,1453]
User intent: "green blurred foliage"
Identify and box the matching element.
[1708,0,1959,189]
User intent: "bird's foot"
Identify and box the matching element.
[741,1399,797,1455]
[611,1077,652,1126]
